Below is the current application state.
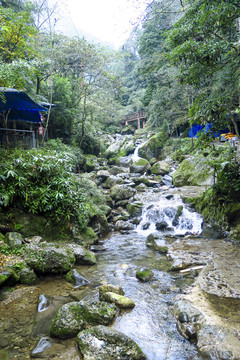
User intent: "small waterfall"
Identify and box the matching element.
[131,139,149,162]
[136,194,203,236]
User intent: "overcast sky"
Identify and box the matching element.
[51,0,148,48]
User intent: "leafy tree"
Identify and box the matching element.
[167,0,240,134]
[0,6,37,63]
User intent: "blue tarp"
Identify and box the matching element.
[189,123,229,138]
[0,88,47,123]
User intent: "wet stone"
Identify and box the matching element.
[136,268,154,282]
[77,325,147,360]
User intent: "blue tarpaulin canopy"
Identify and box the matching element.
[0,88,47,123]
[189,123,229,138]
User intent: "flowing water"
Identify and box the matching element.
[0,144,206,359]
[72,188,203,360]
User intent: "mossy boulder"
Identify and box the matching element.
[68,244,96,265]
[110,185,136,201]
[50,302,85,338]
[5,232,23,249]
[138,131,168,160]
[146,233,169,253]
[172,156,214,187]
[19,266,38,285]
[50,300,119,338]
[151,161,170,175]
[130,158,151,174]
[79,227,98,247]
[127,202,143,217]
[136,268,154,282]
[99,284,124,300]
[102,175,123,189]
[100,292,135,309]
[24,243,75,275]
[77,325,147,360]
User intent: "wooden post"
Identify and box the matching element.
[137,117,140,129]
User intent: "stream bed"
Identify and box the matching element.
[0,186,207,359]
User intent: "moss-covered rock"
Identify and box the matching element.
[130,158,151,174]
[136,268,154,282]
[77,325,147,360]
[79,227,98,247]
[172,156,214,187]
[100,292,135,309]
[151,161,170,175]
[50,300,119,338]
[24,243,75,275]
[102,175,123,189]
[110,185,136,201]
[99,284,124,300]
[127,202,143,217]
[68,244,96,265]
[5,232,23,249]
[138,131,169,160]
[19,266,38,285]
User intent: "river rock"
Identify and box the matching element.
[162,174,173,186]
[24,243,75,274]
[19,265,39,285]
[77,325,147,360]
[67,244,96,265]
[5,232,23,249]
[130,158,151,174]
[151,161,170,175]
[99,284,124,300]
[133,175,150,186]
[110,184,136,201]
[102,175,124,189]
[96,170,110,181]
[100,292,135,308]
[136,268,154,282]
[127,201,143,217]
[50,300,119,338]
[119,156,133,168]
[66,269,90,288]
[156,220,168,230]
[136,183,147,192]
[172,155,214,187]
[146,233,169,253]
[109,166,124,175]
[114,220,135,231]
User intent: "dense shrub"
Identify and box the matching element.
[0,147,104,229]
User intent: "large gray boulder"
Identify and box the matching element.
[102,175,123,189]
[24,243,75,274]
[114,220,135,231]
[50,301,119,338]
[77,325,147,360]
[130,159,151,175]
[67,244,96,265]
[172,156,214,187]
[110,184,136,201]
[151,161,170,175]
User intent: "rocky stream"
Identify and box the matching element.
[0,135,240,360]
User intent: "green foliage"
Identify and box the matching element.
[78,133,102,156]
[215,161,240,200]
[0,6,37,63]
[0,148,98,229]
